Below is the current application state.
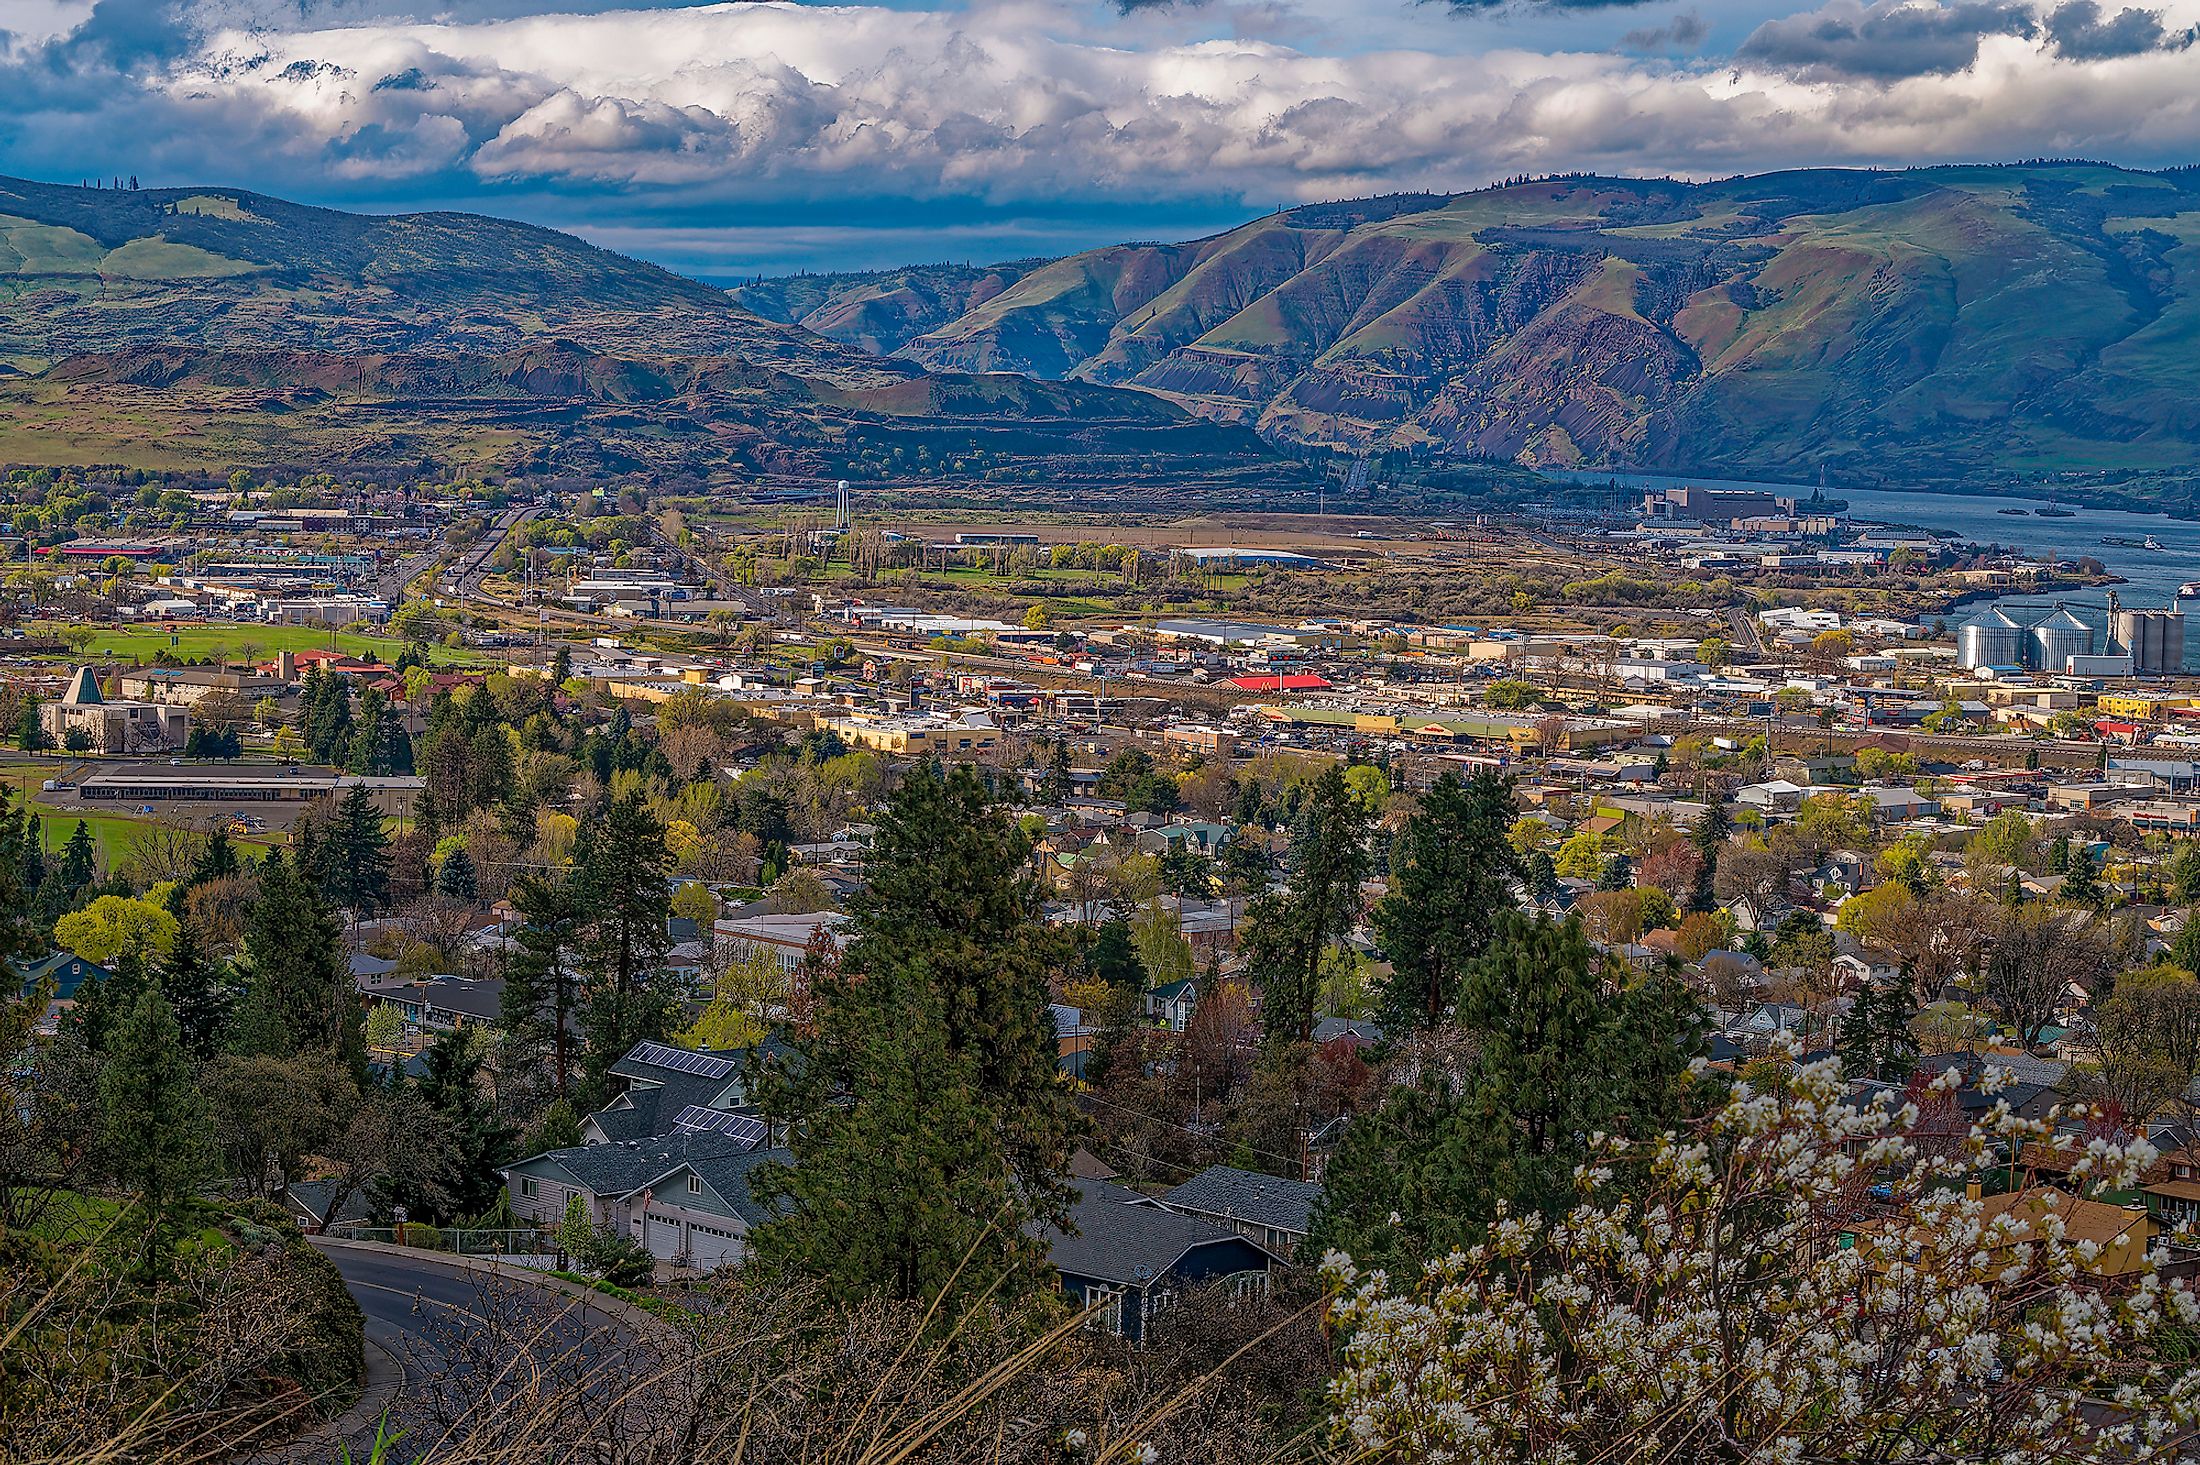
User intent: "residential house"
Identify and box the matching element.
[1147,978,1199,1032]
[584,1038,784,1145]
[1040,1179,1279,1341]
[503,1130,781,1269]
[1152,1165,1322,1258]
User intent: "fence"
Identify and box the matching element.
[326,1223,560,1269]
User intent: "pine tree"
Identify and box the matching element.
[753,766,1082,1306]
[415,1029,514,1220]
[1837,979,1920,1082]
[575,792,677,1097]
[326,783,392,914]
[503,871,587,1099]
[56,820,95,894]
[436,845,479,902]
[241,850,358,1067]
[1687,805,1728,914]
[72,943,152,1057]
[1372,770,1519,1032]
[186,827,238,888]
[1311,912,1704,1272]
[161,921,230,1058]
[98,986,209,1248]
[1245,764,1369,1048]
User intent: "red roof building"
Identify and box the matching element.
[1225,673,1334,693]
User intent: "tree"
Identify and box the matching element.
[575,792,679,1096]
[1372,771,1519,1032]
[1837,979,1919,1081]
[52,894,178,965]
[55,820,96,894]
[753,765,1082,1307]
[502,871,588,1100]
[308,1085,457,1231]
[1314,913,1702,1272]
[159,920,229,1058]
[238,849,358,1066]
[1244,765,1370,1048]
[1694,635,1730,669]
[435,844,479,901]
[415,1029,515,1221]
[1324,1058,2199,1462]
[1982,903,2108,1050]
[1685,804,1727,915]
[325,783,392,913]
[98,987,209,1248]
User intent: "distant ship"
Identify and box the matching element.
[2036,500,2076,518]
[1997,507,2029,516]
[2101,535,2167,551]
[2180,581,2200,600]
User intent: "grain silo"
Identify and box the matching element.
[2029,605,2094,672]
[2109,598,2187,674]
[1956,607,2025,670]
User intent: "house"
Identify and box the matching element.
[1735,780,1807,814]
[12,949,111,1003]
[503,1130,781,1269]
[357,973,505,1031]
[1039,1179,1279,1341]
[1152,1165,1321,1257]
[583,1038,785,1144]
[713,912,851,976]
[1147,977,1198,1032]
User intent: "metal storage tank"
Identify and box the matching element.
[2115,608,2187,673]
[2030,606,2094,671]
[1956,607,2025,670]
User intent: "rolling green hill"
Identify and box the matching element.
[0,177,1296,498]
[733,165,2200,489]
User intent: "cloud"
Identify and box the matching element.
[1738,0,2037,79]
[9,0,2200,272]
[2042,0,2195,57]
[1623,10,1709,47]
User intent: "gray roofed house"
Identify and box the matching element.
[584,1037,793,1144]
[504,1132,785,1271]
[1152,1165,1322,1256]
[1038,1179,1279,1341]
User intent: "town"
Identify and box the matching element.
[12,462,2200,1459]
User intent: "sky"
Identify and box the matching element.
[5,0,2200,277]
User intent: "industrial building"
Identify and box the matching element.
[1954,601,2184,675]
[2107,594,2188,674]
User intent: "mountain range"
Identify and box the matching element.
[0,175,1286,499]
[734,164,2200,492]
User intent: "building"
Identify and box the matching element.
[115,665,284,707]
[72,763,423,816]
[503,1130,780,1270]
[1643,486,1797,524]
[713,912,850,976]
[41,667,189,753]
[1039,1179,1279,1340]
[1153,1165,1321,1257]
[818,710,1000,757]
[1161,724,1239,758]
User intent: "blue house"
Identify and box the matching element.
[13,950,111,1004]
[1039,1179,1278,1341]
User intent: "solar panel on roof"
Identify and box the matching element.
[671,1105,767,1151]
[632,1041,735,1079]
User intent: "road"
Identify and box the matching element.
[270,1240,664,1462]
[443,502,546,599]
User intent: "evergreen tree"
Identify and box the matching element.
[1597,852,1633,891]
[1081,918,1146,989]
[436,845,479,902]
[575,792,678,1096]
[1372,770,1519,1032]
[326,783,392,914]
[16,694,47,751]
[300,665,355,765]
[1687,805,1728,915]
[161,921,230,1058]
[186,827,238,888]
[1311,913,1704,1272]
[72,943,153,1057]
[56,820,95,894]
[2174,910,2200,976]
[1524,847,1560,902]
[98,986,209,1249]
[1244,765,1369,1048]
[414,1029,514,1220]
[241,850,359,1067]
[754,766,1081,1306]
[1837,978,1920,1082]
[2061,847,2104,910]
[503,871,587,1099]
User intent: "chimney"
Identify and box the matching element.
[1965,1178,1983,1201]
[277,649,296,680]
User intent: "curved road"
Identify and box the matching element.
[255,1240,664,1462]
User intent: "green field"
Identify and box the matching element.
[28,622,477,667]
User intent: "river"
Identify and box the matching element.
[1547,471,2200,667]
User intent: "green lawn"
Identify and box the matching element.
[26,622,483,667]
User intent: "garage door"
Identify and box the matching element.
[644,1212,684,1262]
[685,1221,743,1270]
